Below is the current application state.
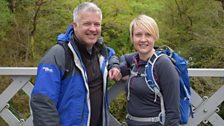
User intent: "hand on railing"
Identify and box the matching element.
[109,67,122,81]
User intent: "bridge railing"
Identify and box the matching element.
[0,67,224,126]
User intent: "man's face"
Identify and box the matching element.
[73,11,101,48]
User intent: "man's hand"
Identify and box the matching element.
[109,68,122,81]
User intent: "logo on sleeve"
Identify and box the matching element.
[43,67,53,72]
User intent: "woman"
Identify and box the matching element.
[120,15,180,126]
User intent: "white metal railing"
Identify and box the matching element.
[0,67,224,126]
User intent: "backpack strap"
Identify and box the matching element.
[145,52,163,93]
[127,68,147,101]
[145,52,166,125]
[58,42,74,80]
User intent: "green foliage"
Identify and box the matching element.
[0,0,12,66]
[158,0,224,68]
[0,0,12,39]
[110,92,127,122]
[33,0,77,62]
[1,0,223,67]
[98,0,135,56]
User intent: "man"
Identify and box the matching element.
[30,2,121,126]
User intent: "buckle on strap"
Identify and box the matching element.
[130,71,146,77]
[126,114,160,122]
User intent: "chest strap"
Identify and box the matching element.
[130,70,146,77]
[127,71,146,101]
[126,113,160,122]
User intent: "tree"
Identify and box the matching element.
[158,0,224,68]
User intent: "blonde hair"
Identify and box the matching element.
[129,15,159,42]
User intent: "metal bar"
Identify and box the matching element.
[190,88,204,108]
[0,76,31,110]
[0,67,37,75]
[0,108,20,126]
[23,116,34,126]
[188,85,224,125]
[108,80,126,104]
[22,81,34,97]
[109,113,121,126]
[189,87,224,126]
[0,67,224,76]
[188,68,224,77]
[207,113,224,126]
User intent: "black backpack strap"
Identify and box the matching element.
[58,42,74,80]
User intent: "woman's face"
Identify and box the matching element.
[132,24,155,59]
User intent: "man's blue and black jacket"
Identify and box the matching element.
[30,24,119,126]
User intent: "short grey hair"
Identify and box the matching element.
[73,2,102,23]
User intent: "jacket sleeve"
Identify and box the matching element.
[30,45,65,126]
[107,47,120,70]
[119,53,137,77]
[108,55,120,70]
[30,94,60,126]
[155,55,180,126]
[119,55,130,77]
